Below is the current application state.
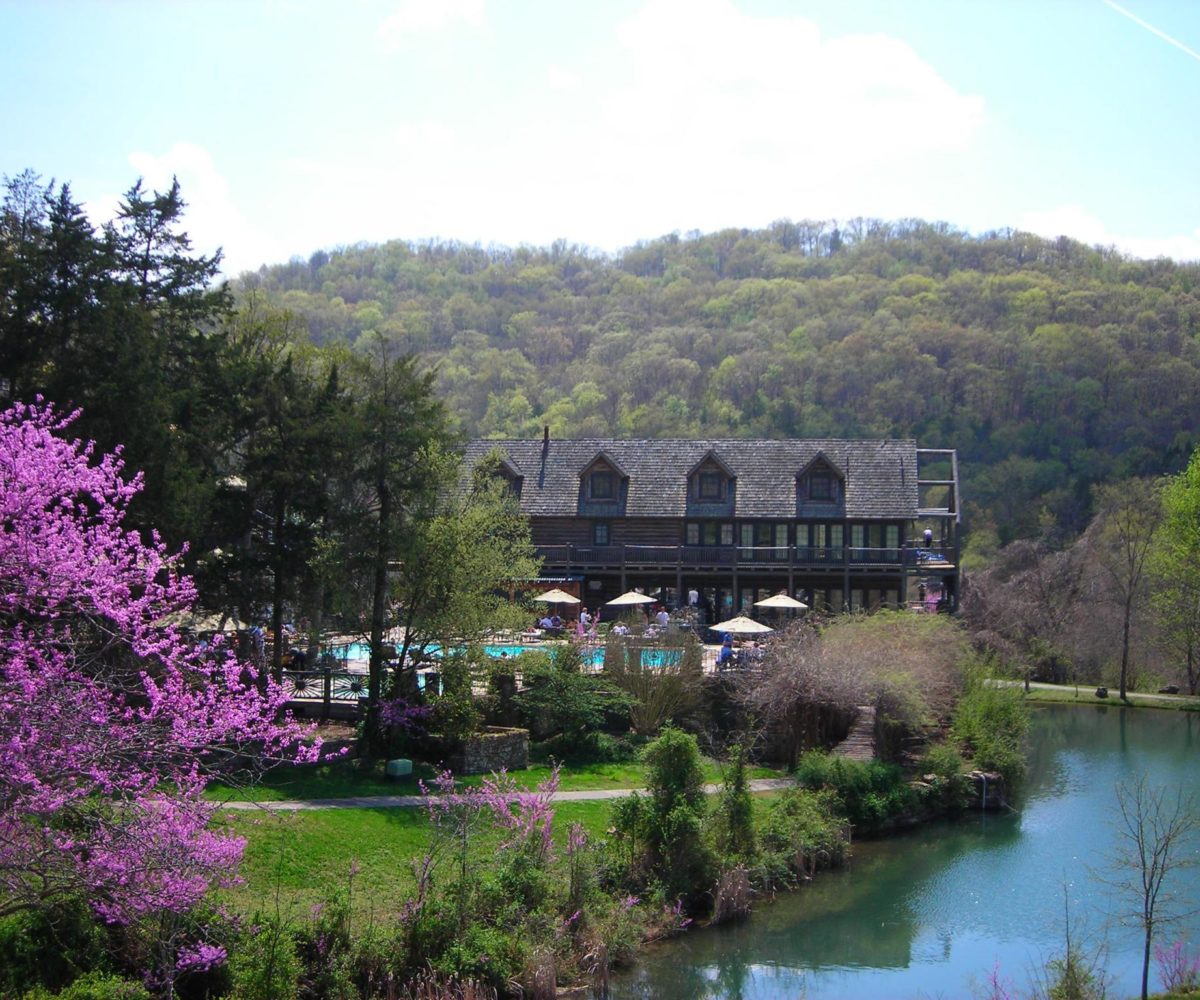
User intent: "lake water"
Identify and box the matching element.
[612,705,1200,1000]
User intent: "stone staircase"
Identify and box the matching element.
[832,705,876,761]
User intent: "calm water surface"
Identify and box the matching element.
[612,706,1200,1000]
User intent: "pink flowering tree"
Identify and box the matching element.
[0,400,317,924]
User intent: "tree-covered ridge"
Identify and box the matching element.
[242,220,1200,546]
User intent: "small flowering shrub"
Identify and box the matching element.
[1156,939,1200,994]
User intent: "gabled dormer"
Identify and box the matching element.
[796,452,845,515]
[472,449,524,500]
[577,451,628,516]
[686,450,736,516]
[494,456,524,499]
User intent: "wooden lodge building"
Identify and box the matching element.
[463,430,961,621]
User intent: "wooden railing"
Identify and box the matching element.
[535,543,955,570]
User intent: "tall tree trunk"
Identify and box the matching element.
[271,501,285,681]
[1120,591,1133,700]
[365,482,391,758]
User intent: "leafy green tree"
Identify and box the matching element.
[640,727,713,901]
[514,645,632,756]
[1089,479,1164,699]
[1,171,236,552]
[1150,447,1200,694]
[337,333,450,756]
[713,741,755,860]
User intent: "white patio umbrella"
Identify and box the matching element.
[754,593,808,610]
[606,590,657,606]
[534,588,580,604]
[711,615,774,635]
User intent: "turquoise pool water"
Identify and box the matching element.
[331,641,681,669]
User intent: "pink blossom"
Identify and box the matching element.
[0,400,316,921]
[175,941,228,973]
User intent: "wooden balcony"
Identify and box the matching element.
[535,543,957,573]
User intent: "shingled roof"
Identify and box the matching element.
[463,438,920,519]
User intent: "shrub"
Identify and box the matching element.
[435,924,528,995]
[20,972,150,1000]
[1155,939,1200,994]
[533,730,639,765]
[227,914,301,1000]
[0,899,110,995]
[794,751,917,829]
[712,741,756,860]
[919,743,973,814]
[515,660,631,748]
[951,673,1029,788]
[757,787,847,880]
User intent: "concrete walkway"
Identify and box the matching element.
[994,678,1200,707]
[217,777,798,812]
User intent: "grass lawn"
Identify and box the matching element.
[215,797,623,919]
[214,780,791,919]
[206,756,787,804]
[1016,682,1200,711]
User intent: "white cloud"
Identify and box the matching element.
[86,143,288,277]
[524,0,989,245]
[545,65,580,91]
[195,0,995,264]
[377,0,486,50]
[1019,204,1200,262]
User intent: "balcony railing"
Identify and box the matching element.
[535,543,956,570]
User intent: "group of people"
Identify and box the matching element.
[533,600,680,636]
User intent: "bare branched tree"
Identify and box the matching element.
[962,537,1089,686]
[1102,776,1199,1000]
[736,613,967,763]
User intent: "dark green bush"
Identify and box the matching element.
[795,751,917,829]
[533,730,639,765]
[435,924,528,995]
[20,972,149,1000]
[0,899,111,995]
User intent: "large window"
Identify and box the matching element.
[589,471,614,500]
[809,471,833,499]
[687,521,734,545]
[800,522,844,559]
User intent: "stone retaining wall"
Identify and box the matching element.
[455,726,530,775]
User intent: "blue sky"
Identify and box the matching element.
[3,0,1199,275]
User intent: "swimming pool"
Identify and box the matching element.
[330,641,682,669]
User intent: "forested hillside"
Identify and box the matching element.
[242,220,1200,549]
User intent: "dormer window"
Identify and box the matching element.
[798,453,843,504]
[687,450,735,506]
[590,471,615,500]
[698,472,723,500]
